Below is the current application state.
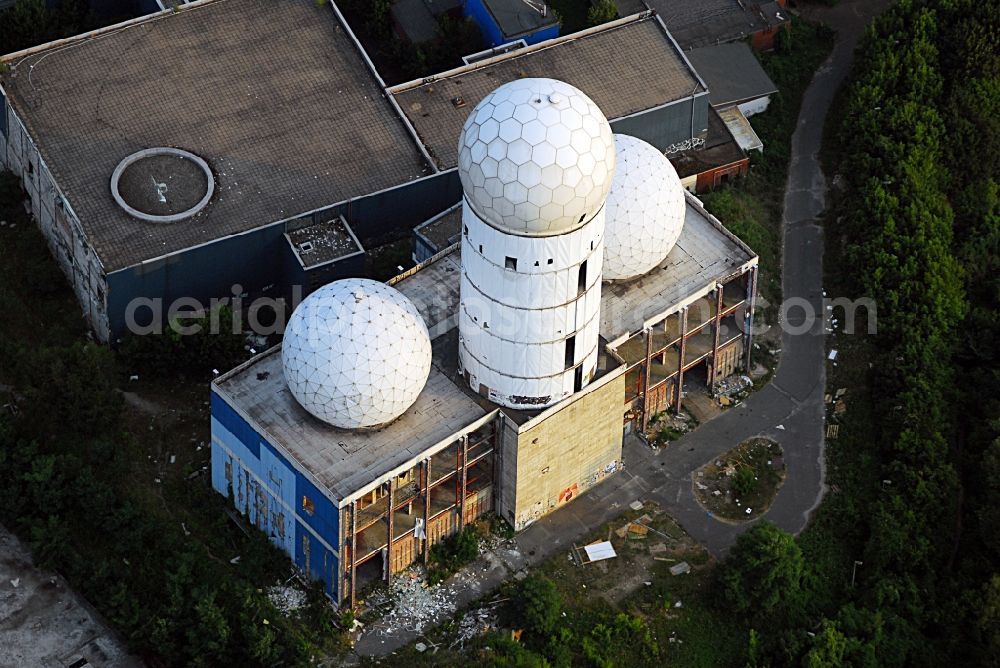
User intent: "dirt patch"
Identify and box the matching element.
[0,525,142,667]
[692,438,785,522]
[538,502,712,607]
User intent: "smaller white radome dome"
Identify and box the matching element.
[281,279,432,430]
[457,78,615,237]
[603,134,686,281]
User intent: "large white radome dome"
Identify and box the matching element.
[457,78,615,236]
[603,134,686,281]
[281,279,432,430]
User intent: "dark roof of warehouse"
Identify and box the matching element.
[389,14,705,170]
[0,0,430,272]
[481,0,559,39]
[391,0,441,44]
[686,42,777,107]
[643,0,787,50]
[669,107,746,179]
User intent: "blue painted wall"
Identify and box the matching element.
[211,391,341,600]
[105,171,462,340]
[464,0,559,47]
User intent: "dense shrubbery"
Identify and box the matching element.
[587,0,618,27]
[0,175,342,665]
[496,574,660,667]
[716,1,1000,664]
[336,0,485,82]
[0,359,337,665]
[427,525,481,585]
[117,306,249,380]
[0,0,133,54]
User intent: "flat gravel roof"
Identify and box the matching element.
[2,0,430,271]
[390,15,704,170]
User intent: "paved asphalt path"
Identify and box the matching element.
[355,1,889,655]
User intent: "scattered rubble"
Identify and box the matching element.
[714,375,753,406]
[266,583,307,615]
[365,567,458,636]
[451,603,501,648]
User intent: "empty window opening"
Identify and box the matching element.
[577,260,587,295]
[534,260,539,266]
[574,365,584,392]
[578,213,585,223]
[479,244,483,253]
[505,256,517,270]
[464,225,469,237]
[302,495,315,516]
[547,258,554,265]
[564,335,576,369]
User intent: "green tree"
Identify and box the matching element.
[733,465,758,498]
[587,0,618,27]
[721,522,803,622]
[978,575,1000,667]
[512,575,562,637]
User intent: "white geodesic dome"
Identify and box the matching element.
[457,78,615,236]
[281,279,432,429]
[602,134,686,281]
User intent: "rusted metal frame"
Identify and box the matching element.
[459,435,469,529]
[640,327,654,433]
[349,500,358,609]
[423,458,432,559]
[744,266,759,373]
[385,479,394,584]
[710,283,725,387]
[492,418,504,524]
[676,307,688,413]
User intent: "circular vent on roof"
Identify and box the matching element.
[111,148,214,223]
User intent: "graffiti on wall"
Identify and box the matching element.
[558,483,578,505]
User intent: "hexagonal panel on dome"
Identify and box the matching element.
[603,134,687,281]
[281,279,432,429]
[457,78,615,236]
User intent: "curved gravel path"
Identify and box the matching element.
[636,0,892,554]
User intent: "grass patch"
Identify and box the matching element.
[383,503,745,667]
[548,0,590,33]
[700,17,836,304]
[693,438,785,521]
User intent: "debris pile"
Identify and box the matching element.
[647,411,693,446]
[450,602,501,649]
[366,568,456,635]
[714,375,753,406]
[266,584,307,615]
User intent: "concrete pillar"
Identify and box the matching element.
[641,327,653,433]
[349,500,357,609]
[459,435,469,529]
[710,283,724,386]
[385,479,394,584]
[744,266,759,373]
[422,458,431,559]
[676,307,688,413]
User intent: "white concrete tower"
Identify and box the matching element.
[456,78,616,409]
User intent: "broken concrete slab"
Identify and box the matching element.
[669,561,691,575]
[0,524,142,667]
